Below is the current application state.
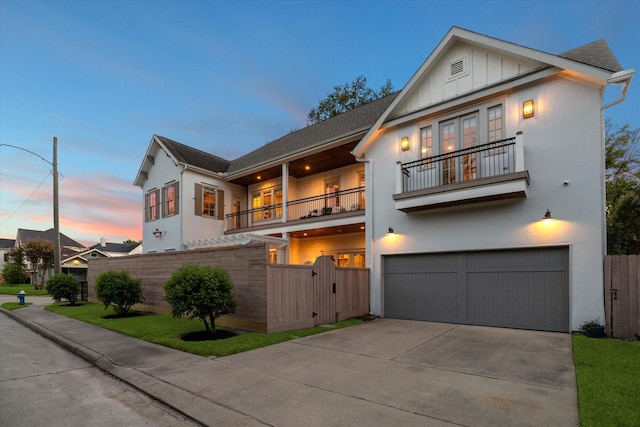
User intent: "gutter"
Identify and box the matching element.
[602,69,635,110]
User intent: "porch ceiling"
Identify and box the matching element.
[228,141,359,187]
[277,223,365,239]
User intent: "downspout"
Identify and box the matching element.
[355,155,374,315]
[180,165,187,250]
[600,68,634,337]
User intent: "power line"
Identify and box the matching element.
[0,172,52,226]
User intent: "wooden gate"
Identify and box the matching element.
[604,255,639,340]
[313,256,337,325]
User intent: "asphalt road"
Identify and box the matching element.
[0,312,198,427]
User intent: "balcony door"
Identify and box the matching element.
[439,112,478,184]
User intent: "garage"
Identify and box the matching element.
[383,246,569,332]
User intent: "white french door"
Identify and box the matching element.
[439,112,478,184]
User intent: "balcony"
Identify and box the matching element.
[394,136,529,213]
[227,187,365,232]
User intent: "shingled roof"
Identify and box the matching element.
[226,92,399,175]
[16,228,85,249]
[87,242,141,253]
[559,39,622,73]
[155,135,230,173]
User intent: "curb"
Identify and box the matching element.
[0,307,265,427]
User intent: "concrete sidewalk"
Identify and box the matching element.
[0,303,579,426]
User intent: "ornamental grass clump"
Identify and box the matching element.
[164,264,237,334]
[95,270,143,315]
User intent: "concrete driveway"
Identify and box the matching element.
[216,318,578,426]
[4,300,578,426]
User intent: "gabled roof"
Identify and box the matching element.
[226,93,399,176]
[559,39,622,73]
[135,93,398,186]
[354,26,626,157]
[134,135,230,187]
[156,135,230,173]
[87,242,141,253]
[16,228,85,249]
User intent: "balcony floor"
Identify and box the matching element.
[393,171,530,213]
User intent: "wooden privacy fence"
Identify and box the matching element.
[87,243,369,333]
[604,255,639,340]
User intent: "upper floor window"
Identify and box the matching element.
[162,182,179,217]
[488,105,503,142]
[195,183,224,219]
[420,126,433,160]
[145,189,159,222]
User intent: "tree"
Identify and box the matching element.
[46,274,79,305]
[95,270,144,315]
[21,239,55,289]
[164,264,237,333]
[2,246,28,284]
[605,120,640,254]
[307,75,393,124]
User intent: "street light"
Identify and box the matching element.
[0,138,61,274]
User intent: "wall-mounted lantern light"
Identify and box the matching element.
[400,136,410,151]
[153,228,164,238]
[541,209,555,222]
[386,226,395,235]
[523,100,534,118]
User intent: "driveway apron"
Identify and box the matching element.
[215,319,578,426]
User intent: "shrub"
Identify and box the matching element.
[95,270,143,314]
[2,260,27,285]
[164,264,237,333]
[46,274,79,305]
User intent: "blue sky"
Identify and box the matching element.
[1,0,638,246]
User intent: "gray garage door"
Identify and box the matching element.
[383,247,569,332]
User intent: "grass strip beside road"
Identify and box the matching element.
[45,302,362,357]
[0,284,49,296]
[573,335,640,427]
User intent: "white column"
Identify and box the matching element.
[395,161,403,194]
[282,162,288,223]
[515,131,525,172]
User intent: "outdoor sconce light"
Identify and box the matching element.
[541,209,555,221]
[523,100,534,118]
[386,226,395,235]
[153,228,164,238]
[400,136,410,151]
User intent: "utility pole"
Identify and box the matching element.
[53,137,61,275]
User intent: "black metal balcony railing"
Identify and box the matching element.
[400,137,517,193]
[226,186,365,230]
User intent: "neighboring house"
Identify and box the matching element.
[62,238,143,284]
[12,230,141,285]
[0,238,16,277]
[87,237,143,257]
[15,228,86,285]
[134,27,634,333]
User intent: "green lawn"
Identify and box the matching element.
[45,302,362,357]
[1,302,33,310]
[0,284,49,296]
[573,335,640,427]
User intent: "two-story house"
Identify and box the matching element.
[134,94,396,266]
[134,27,633,332]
